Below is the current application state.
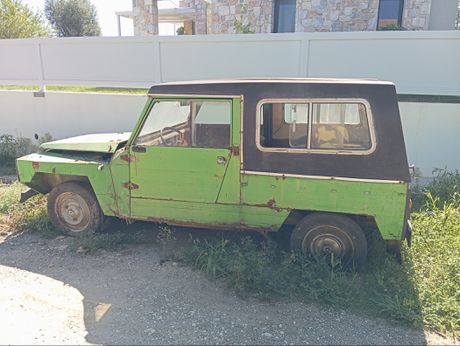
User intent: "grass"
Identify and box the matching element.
[0,182,458,339]
[410,168,460,211]
[0,85,148,94]
[0,183,56,238]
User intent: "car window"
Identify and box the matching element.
[311,103,371,150]
[258,100,373,152]
[136,100,231,149]
[260,103,309,149]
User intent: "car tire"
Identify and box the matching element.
[47,182,104,237]
[290,213,368,270]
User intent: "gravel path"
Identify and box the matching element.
[0,232,452,345]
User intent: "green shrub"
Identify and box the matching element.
[0,133,53,169]
[411,169,460,210]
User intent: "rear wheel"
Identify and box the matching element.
[47,182,104,237]
[290,213,367,270]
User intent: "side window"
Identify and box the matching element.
[192,101,231,148]
[136,100,231,149]
[311,103,371,150]
[258,100,373,153]
[259,103,309,149]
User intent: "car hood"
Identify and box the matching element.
[40,132,132,153]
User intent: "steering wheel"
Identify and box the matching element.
[160,126,184,146]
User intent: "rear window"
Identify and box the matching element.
[258,100,374,153]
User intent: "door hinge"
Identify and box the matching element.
[122,182,139,190]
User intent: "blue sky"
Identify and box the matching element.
[22,0,180,36]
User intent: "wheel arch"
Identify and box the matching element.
[281,209,378,235]
[27,172,93,194]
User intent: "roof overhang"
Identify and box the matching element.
[116,7,195,23]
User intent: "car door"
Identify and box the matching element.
[128,97,240,223]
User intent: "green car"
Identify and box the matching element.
[17,79,411,268]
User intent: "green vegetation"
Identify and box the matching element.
[0,184,55,237]
[187,197,459,338]
[0,0,51,39]
[410,168,460,210]
[44,0,100,37]
[0,133,52,172]
[0,176,458,339]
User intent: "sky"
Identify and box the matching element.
[21,0,181,36]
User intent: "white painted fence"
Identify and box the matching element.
[0,31,459,95]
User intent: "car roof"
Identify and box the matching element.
[148,78,393,95]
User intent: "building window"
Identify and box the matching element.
[274,0,296,33]
[377,0,404,29]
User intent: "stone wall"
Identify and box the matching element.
[133,0,159,36]
[206,0,274,34]
[402,0,432,30]
[162,0,436,35]
[296,0,379,32]
[180,0,208,34]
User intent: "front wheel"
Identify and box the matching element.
[290,213,368,270]
[47,182,104,237]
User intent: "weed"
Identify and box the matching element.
[156,224,180,259]
[0,183,56,237]
[410,168,460,211]
[186,204,459,338]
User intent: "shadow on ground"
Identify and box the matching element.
[0,224,431,345]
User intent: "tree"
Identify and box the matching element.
[0,0,50,39]
[45,0,101,37]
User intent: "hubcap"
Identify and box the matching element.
[55,192,90,232]
[310,234,344,258]
[301,225,353,263]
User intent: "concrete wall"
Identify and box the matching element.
[0,90,458,177]
[0,91,145,139]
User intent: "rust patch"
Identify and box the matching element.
[144,217,280,233]
[32,162,40,170]
[122,182,139,190]
[120,154,136,163]
[230,146,240,156]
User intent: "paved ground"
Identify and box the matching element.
[0,231,455,345]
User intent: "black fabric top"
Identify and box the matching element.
[148,79,410,182]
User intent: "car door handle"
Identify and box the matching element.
[217,156,227,165]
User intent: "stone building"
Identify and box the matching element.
[130,0,458,35]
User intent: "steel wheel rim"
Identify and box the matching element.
[302,225,354,262]
[55,192,91,232]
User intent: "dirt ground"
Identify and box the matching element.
[0,229,457,346]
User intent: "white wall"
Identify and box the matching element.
[0,91,458,177]
[0,91,145,139]
[400,102,460,176]
[0,31,459,95]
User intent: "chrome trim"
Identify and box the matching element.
[241,170,404,184]
[148,93,243,99]
[255,98,377,156]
